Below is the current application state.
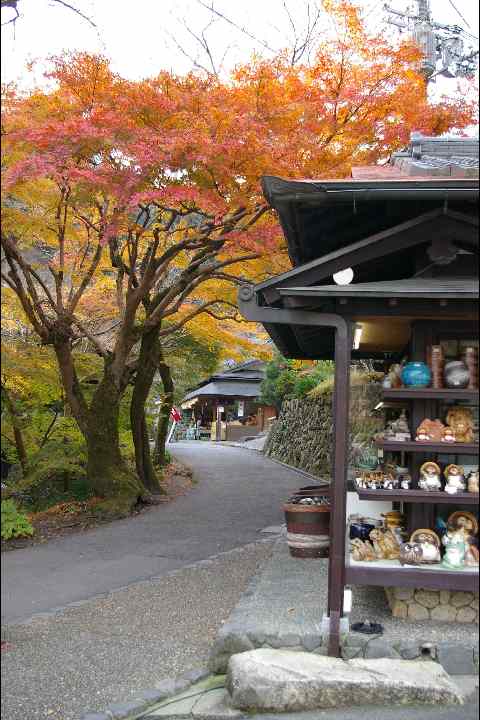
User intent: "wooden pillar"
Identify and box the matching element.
[327,320,352,657]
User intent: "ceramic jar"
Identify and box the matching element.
[401,362,431,388]
[444,360,470,389]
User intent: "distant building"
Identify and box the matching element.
[181,360,277,441]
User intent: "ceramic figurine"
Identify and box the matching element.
[465,543,480,568]
[409,529,442,564]
[401,362,432,388]
[415,418,444,442]
[444,464,466,495]
[384,410,411,441]
[446,407,475,443]
[444,360,470,389]
[467,469,479,494]
[381,511,406,530]
[399,542,424,566]
[369,528,401,560]
[383,363,403,389]
[419,461,442,492]
[400,475,411,490]
[441,426,456,443]
[350,538,376,562]
[442,527,466,569]
[447,511,478,541]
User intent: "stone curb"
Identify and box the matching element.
[2,539,277,629]
[210,622,479,676]
[208,545,479,677]
[79,667,211,720]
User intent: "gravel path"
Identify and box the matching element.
[2,443,302,624]
[1,540,274,720]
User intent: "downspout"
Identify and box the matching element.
[238,286,352,657]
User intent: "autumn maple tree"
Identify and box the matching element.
[2,1,475,506]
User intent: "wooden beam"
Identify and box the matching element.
[327,320,352,657]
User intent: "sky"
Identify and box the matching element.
[1,0,478,93]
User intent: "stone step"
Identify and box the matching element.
[226,649,464,713]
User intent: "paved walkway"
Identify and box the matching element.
[1,442,302,624]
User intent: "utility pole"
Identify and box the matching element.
[384,0,479,81]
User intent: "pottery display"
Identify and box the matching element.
[446,407,475,443]
[401,361,432,388]
[447,511,478,539]
[419,461,442,492]
[463,346,478,390]
[350,521,376,541]
[384,410,411,441]
[442,530,466,569]
[399,542,424,566]
[381,511,406,530]
[444,360,470,389]
[467,469,479,494]
[444,464,466,495]
[441,426,456,443]
[409,529,442,564]
[350,538,376,561]
[383,363,403,389]
[430,345,445,389]
[415,418,444,442]
[369,528,402,560]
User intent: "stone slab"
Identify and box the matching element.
[226,649,464,713]
[437,644,477,676]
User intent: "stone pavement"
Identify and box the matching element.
[2,443,302,624]
[209,539,479,673]
[1,541,275,720]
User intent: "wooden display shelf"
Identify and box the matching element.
[355,487,479,505]
[345,558,478,592]
[376,440,479,454]
[383,388,479,401]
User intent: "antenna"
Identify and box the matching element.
[384,0,479,81]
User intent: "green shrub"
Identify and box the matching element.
[1,499,34,540]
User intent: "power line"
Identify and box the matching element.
[446,0,471,30]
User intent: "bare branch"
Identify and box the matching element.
[49,0,96,28]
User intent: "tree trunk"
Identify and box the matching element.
[130,329,165,493]
[154,349,174,467]
[2,386,28,473]
[54,339,141,501]
[87,370,142,500]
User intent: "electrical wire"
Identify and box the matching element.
[446,0,471,29]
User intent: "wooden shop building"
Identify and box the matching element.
[181,360,277,441]
[238,133,479,656]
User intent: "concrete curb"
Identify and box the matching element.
[79,667,211,720]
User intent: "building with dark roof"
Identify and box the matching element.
[238,132,479,656]
[181,360,276,440]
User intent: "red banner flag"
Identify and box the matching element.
[170,407,181,422]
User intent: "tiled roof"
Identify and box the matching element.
[352,133,479,180]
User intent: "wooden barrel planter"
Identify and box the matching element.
[284,487,331,559]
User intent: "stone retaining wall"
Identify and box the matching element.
[385,587,479,623]
[264,377,383,478]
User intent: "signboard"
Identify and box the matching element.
[237,400,245,417]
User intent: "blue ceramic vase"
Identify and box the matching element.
[401,362,431,388]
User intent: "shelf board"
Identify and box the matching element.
[376,440,479,455]
[345,558,478,592]
[355,487,479,505]
[383,388,478,401]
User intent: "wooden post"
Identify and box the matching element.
[327,320,352,657]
